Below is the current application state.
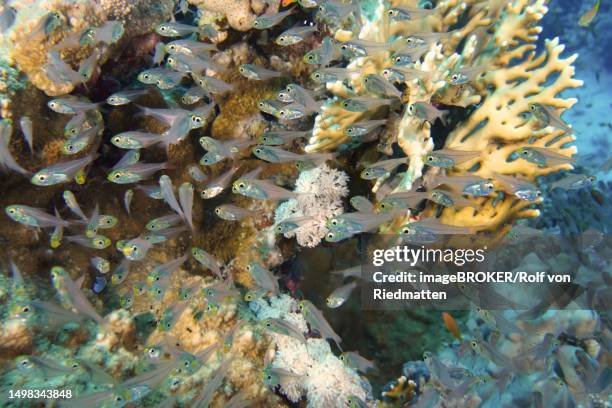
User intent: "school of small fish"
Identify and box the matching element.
[0,0,607,406]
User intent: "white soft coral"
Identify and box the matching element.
[274,164,349,248]
[251,294,369,407]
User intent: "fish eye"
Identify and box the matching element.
[8,208,15,214]
[427,156,433,161]
[408,105,414,113]
[168,45,175,50]
[38,175,46,181]
[114,173,121,178]
[279,111,286,116]
[238,183,245,188]
[160,27,167,32]
[307,55,314,61]
[327,232,334,239]
[471,341,477,347]
[364,171,370,177]
[340,45,348,50]
[255,148,261,154]
[215,208,220,214]
[258,102,264,108]
[239,67,245,73]
[451,74,459,81]
[22,306,30,313]
[536,191,542,197]
[402,227,409,234]
[143,74,150,79]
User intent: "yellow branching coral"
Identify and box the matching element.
[307,0,582,235]
[189,0,277,31]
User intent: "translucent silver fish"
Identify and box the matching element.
[93,21,124,44]
[215,204,257,221]
[158,175,184,220]
[407,101,448,125]
[276,25,317,46]
[238,64,282,80]
[363,74,402,98]
[19,117,33,156]
[106,89,148,106]
[253,8,295,29]
[193,73,234,94]
[0,119,29,175]
[201,165,239,199]
[31,154,95,186]
[111,131,163,150]
[178,182,194,230]
[165,39,217,56]
[326,281,358,308]
[299,299,342,349]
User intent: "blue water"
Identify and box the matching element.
[540,0,611,163]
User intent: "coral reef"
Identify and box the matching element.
[1,0,175,96]
[0,0,607,407]
[190,0,277,32]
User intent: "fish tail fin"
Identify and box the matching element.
[440,110,450,126]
